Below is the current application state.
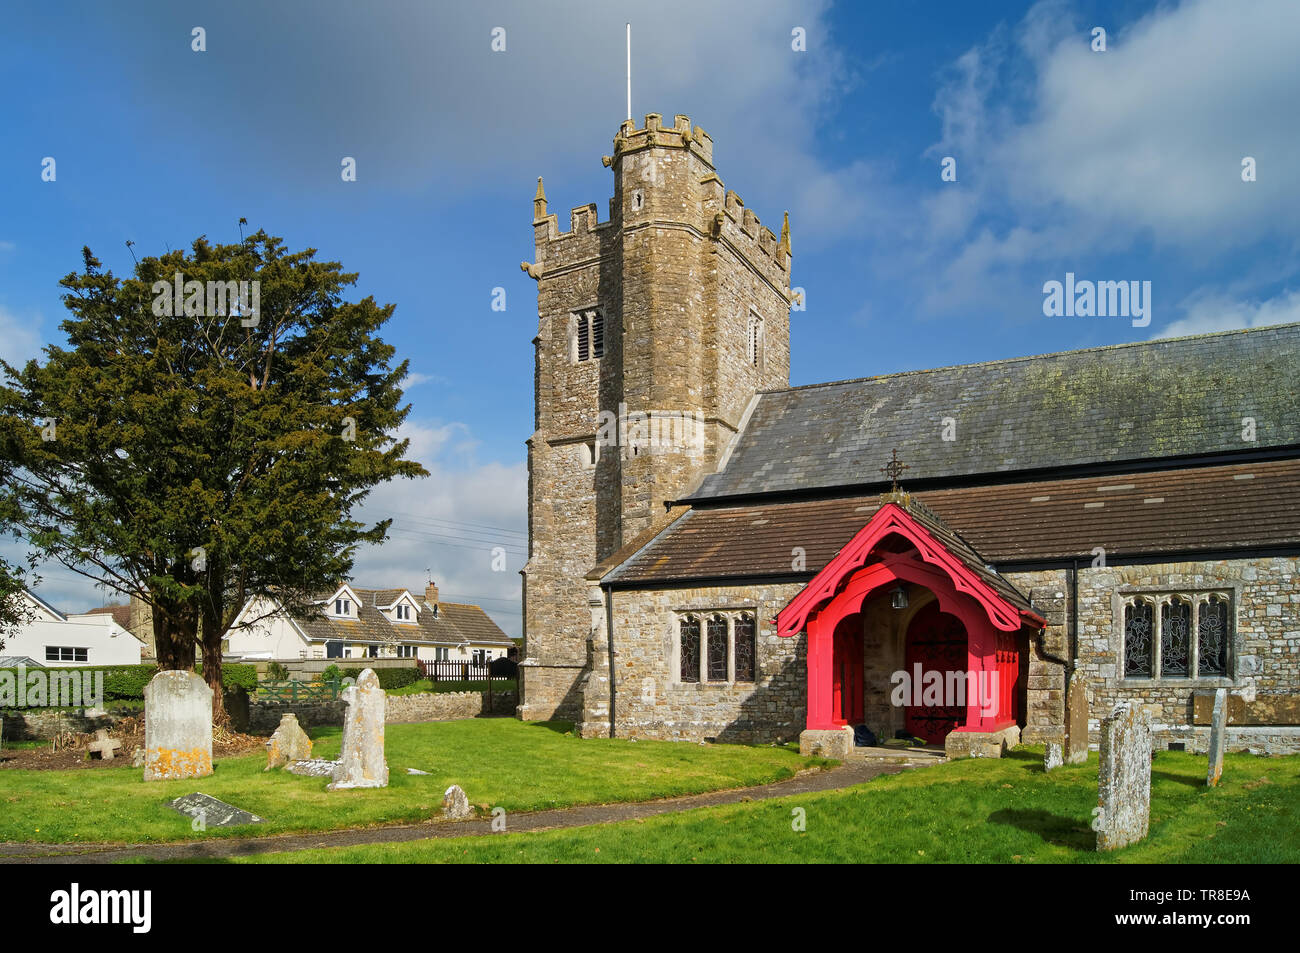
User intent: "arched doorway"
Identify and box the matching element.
[830,615,863,726]
[902,602,967,744]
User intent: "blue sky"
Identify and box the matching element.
[3,0,1298,637]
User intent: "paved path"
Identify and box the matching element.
[0,758,935,864]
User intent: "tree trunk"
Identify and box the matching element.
[151,598,196,671]
[200,590,229,728]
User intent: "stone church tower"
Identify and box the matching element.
[518,114,796,722]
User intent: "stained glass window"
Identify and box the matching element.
[1198,597,1229,676]
[1161,600,1191,677]
[679,616,700,683]
[707,616,729,682]
[734,615,756,682]
[1124,601,1153,678]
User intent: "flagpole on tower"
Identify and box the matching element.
[626,23,632,122]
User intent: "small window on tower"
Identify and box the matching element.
[748,311,763,368]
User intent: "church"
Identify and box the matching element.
[517,114,1300,758]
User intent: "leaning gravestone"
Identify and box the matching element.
[1044,741,1063,771]
[1065,678,1089,765]
[442,784,472,819]
[1206,688,1228,788]
[169,792,264,828]
[1095,702,1152,851]
[328,669,388,790]
[143,670,213,781]
[265,713,313,770]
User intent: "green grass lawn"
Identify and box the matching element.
[230,747,1300,864]
[0,719,821,844]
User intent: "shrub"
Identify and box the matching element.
[266,661,290,681]
[340,665,423,690]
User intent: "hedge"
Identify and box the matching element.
[0,663,258,702]
[340,666,424,690]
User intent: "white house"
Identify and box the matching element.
[2,590,145,667]
[226,581,516,664]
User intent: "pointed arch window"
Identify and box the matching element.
[1198,596,1230,676]
[1122,591,1233,679]
[1124,600,1154,678]
[1160,598,1192,678]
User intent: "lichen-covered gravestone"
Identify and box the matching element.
[1095,702,1152,851]
[1065,678,1089,765]
[1206,688,1228,788]
[143,670,213,781]
[328,669,388,790]
[442,784,472,819]
[1044,741,1063,771]
[265,713,313,770]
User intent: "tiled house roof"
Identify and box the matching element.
[291,586,513,647]
[691,324,1300,501]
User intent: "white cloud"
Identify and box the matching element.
[350,420,526,638]
[1157,288,1300,339]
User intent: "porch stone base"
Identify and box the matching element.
[945,724,1021,760]
[799,727,855,758]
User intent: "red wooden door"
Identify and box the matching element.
[903,603,967,744]
[831,618,863,726]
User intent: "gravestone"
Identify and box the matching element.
[87,729,122,761]
[1206,688,1228,787]
[1095,702,1152,851]
[265,713,313,770]
[442,784,472,819]
[1065,678,1089,765]
[328,669,388,790]
[1044,741,1063,771]
[169,792,264,828]
[287,758,339,778]
[143,670,213,781]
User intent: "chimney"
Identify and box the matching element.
[425,581,439,610]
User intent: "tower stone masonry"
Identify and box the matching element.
[519,114,795,722]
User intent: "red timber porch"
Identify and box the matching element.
[776,490,1045,759]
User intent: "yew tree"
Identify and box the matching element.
[0,231,427,720]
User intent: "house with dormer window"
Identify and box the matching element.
[225,581,515,663]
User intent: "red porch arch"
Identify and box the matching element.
[776,499,1043,740]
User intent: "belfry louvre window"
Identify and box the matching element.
[1122,591,1233,680]
[575,309,604,362]
[747,312,763,367]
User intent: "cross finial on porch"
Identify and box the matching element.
[880,448,910,490]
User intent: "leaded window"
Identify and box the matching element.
[1160,599,1191,678]
[1124,601,1154,678]
[1198,597,1229,676]
[679,615,700,683]
[734,614,756,682]
[1121,590,1233,679]
[707,616,728,682]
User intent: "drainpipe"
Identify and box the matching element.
[604,582,616,736]
[1068,559,1079,684]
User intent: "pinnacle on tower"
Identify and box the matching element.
[781,211,792,256]
[533,177,547,221]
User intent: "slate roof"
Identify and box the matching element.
[691,324,1300,501]
[606,458,1300,586]
[290,586,513,647]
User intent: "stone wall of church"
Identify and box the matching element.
[607,581,807,743]
[1013,555,1300,754]
[1002,569,1072,745]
